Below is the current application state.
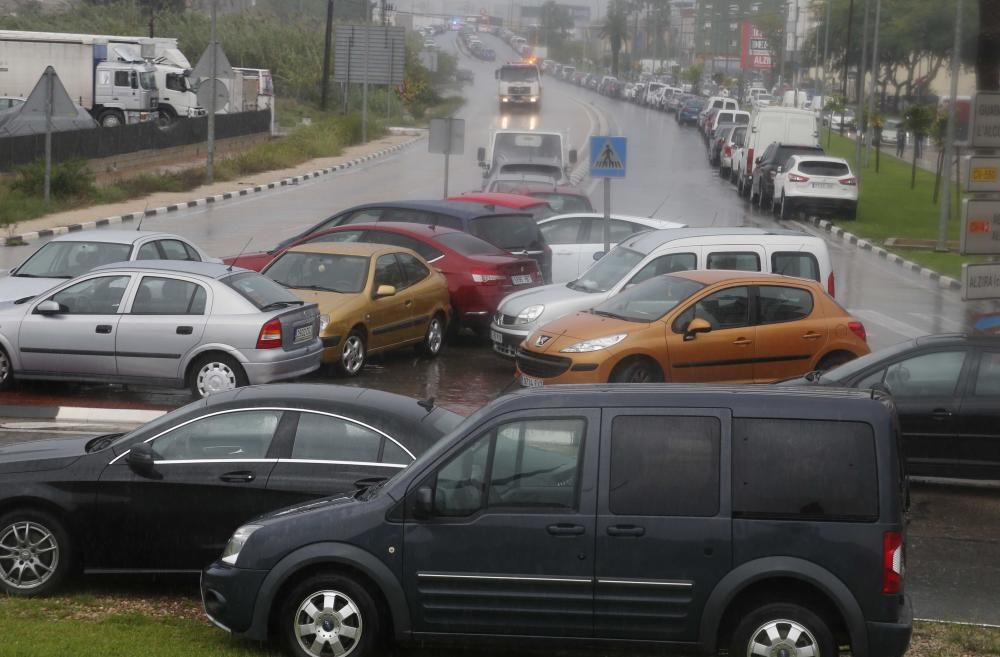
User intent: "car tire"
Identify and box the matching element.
[0,347,14,391]
[780,194,793,220]
[817,351,857,372]
[609,358,664,384]
[730,603,836,657]
[338,329,367,377]
[846,205,858,220]
[281,573,381,657]
[189,353,248,398]
[417,313,446,357]
[0,509,72,597]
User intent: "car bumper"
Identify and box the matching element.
[866,596,912,657]
[201,562,269,637]
[242,340,324,385]
[785,194,858,214]
[500,96,539,104]
[514,348,611,385]
[490,323,530,358]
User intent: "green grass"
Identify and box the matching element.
[912,620,1000,657]
[818,130,988,279]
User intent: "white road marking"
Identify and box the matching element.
[850,309,927,339]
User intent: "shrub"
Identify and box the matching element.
[10,159,95,200]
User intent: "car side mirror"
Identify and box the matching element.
[755,156,762,164]
[35,300,61,316]
[375,284,396,298]
[126,442,158,475]
[477,146,486,163]
[413,485,433,519]
[593,251,605,261]
[569,149,578,165]
[684,317,712,341]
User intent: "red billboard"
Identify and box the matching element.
[740,22,774,69]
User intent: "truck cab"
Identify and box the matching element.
[496,63,541,111]
[477,130,577,188]
[93,58,159,127]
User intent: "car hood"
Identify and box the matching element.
[528,310,640,349]
[0,275,61,303]
[0,435,91,474]
[287,289,366,317]
[498,283,608,323]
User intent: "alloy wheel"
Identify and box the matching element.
[196,361,237,396]
[0,521,59,591]
[745,619,821,657]
[0,350,10,384]
[342,336,365,375]
[426,318,443,354]
[294,589,363,657]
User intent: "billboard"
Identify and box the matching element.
[740,23,774,69]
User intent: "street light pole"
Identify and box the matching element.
[854,0,869,173]
[321,0,335,110]
[206,0,217,184]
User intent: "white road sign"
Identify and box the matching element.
[962,262,1000,301]
[960,199,1000,256]
[965,156,1000,193]
[971,92,1000,149]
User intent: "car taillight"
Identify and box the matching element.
[471,271,506,285]
[724,145,732,157]
[747,148,754,175]
[827,271,836,297]
[256,318,283,349]
[882,531,903,594]
[848,320,867,342]
[788,173,810,182]
[840,176,858,185]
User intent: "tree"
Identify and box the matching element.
[904,104,934,189]
[979,0,1000,90]
[683,64,703,95]
[538,1,573,49]
[600,0,630,76]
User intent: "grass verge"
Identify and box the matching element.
[818,130,990,280]
[0,112,384,234]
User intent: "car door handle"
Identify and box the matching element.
[95,325,113,334]
[606,525,645,538]
[404,300,413,307]
[547,523,585,536]
[931,408,954,420]
[219,471,255,483]
[732,338,753,346]
[802,332,822,340]
[176,326,193,335]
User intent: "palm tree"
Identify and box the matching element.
[601,0,630,76]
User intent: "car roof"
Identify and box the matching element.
[509,184,588,196]
[91,260,243,278]
[344,200,531,220]
[540,213,686,229]
[620,226,816,254]
[318,222,463,240]
[48,230,182,245]
[668,269,820,285]
[449,192,549,208]
[287,242,399,257]
[789,155,852,164]
[915,333,1000,347]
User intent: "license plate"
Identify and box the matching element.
[812,182,834,189]
[491,329,503,344]
[520,374,544,388]
[294,325,314,343]
[511,274,533,285]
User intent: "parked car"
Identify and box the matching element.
[708,124,735,167]
[721,125,748,179]
[447,192,554,220]
[262,243,450,376]
[491,227,836,358]
[0,383,463,595]
[751,142,826,209]
[487,182,594,213]
[0,261,322,397]
[677,98,706,125]
[0,230,220,303]
[232,201,553,284]
[538,213,686,283]
[772,155,858,220]
[881,118,904,145]
[201,384,911,657]
[515,270,867,386]
[737,107,820,201]
[782,333,1000,480]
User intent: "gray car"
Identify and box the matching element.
[0,261,323,398]
[0,230,221,304]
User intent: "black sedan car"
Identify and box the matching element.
[0,384,462,595]
[783,334,1000,480]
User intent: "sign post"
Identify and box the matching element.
[589,136,628,254]
[959,91,1000,301]
[429,117,465,198]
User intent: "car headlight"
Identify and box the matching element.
[516,305,545,324]
[220,524,261,565]
[560,333,628,353]
[320,314,331,331]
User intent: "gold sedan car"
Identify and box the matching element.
[262,243,451,376]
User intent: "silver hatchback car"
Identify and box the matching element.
[0,261,323,398]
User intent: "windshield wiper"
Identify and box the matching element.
[259,300,305,311]
[591,309,625,320]
[290,284,341,293]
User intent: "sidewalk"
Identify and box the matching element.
[7,133,421,239]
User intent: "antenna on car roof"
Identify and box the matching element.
[227,237,254,272]
[417,397,435,412]
[136,204,148,231]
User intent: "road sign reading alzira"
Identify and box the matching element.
[741,23,773,70]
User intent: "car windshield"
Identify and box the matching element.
[264,252,369,293]
[224,271,304,309]
[592,274,704,323]
[499,66,538,82]
[569,246,645,293]
[530,193,592,213]
[469,215,543,250]
[16,241,132,278]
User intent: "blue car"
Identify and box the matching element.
[678,99,706,126]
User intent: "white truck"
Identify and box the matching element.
[0,30,158,127]
[105,36,204,125]
[476,129,577,189]
[495,62,542,111]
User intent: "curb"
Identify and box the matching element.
[800,216,962,292]
[0,405,166,424]
[11,135,425,245]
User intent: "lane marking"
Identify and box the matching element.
[849,309,926,339]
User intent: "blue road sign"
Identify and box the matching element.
[590,136,627,178]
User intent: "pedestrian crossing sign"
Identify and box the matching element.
[590,136,627,178]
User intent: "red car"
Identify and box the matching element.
[448,192,554,220]
[477,182,595,213]
[224,223,542,334]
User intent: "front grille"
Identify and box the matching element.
[509,86,531,94]
[516,348,572,378]
[495,312,519,326]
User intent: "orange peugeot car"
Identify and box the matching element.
[516,270,870,386]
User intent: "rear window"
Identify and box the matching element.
[777,147,823,162]
[798,161,850,176]
[772,252,820,281]
[435,231,506,256]
[531,193,593,213]
[470,215,543,251]
[734,114,750,124]
[224,271,303,309]
[707,252,761,271]
[733,418,878,521]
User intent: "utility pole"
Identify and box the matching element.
[821,0,831,116]
[206,0,217,184]
[43,67,53,204]
[791,0,800,104]
[854,0,869,173]
[936,0,965,252]
[841,0,854,102]
[864,0,881,166]
[321,0,335,110]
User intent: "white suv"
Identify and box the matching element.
[772,155,858,220]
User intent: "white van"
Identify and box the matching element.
[706,96,739,111]
[737,107,819,200]
[710,109,752,136]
